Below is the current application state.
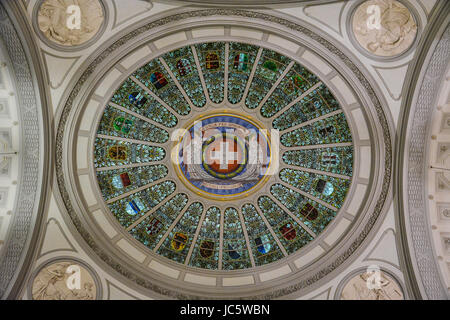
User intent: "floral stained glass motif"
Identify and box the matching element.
[189,207,221,269]
[282,146,354,177]
[130,193,189,249]
[98,105,169,143]
[134,59,191,115]
[245,49,290,109]
[227,43,258,104]
[257,196,313,254]
[163,46,206,108]
[279,168,350,209]
[272,84,340,130]
[96,165,168,201]
[93,138,165,168]
[280,113,352,147]
[242,204,284,266]
[222,207,251,270]
[270,184,336,234]
[108,180,176,228]
[260,63,319,118]
[157,202,204,264]
[110,78,178,128]
[196,43,225,103]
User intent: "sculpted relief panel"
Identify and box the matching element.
[340,269,404,300]
[36,0,105,47]
[352,0,417,57]
[31,261,98,300]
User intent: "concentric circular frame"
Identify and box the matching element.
[346,0,422,62]
[55,8,394,299]
[32,0,109,52]
[333,266,406,300]
[88,39,360,291]
[27,257,103,300]
[90,41,354,274]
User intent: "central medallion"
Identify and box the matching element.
[173,112,272,200]
[202,132,247,178]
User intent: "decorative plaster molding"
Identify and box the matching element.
[308,287,331,300]
[31,0,109,52]
[155,0,336,5]
[397,3,450,300]
[346,0,422,63]
[27,257,103,300]
[0,1,47,299]
[106,280,141,300]
[55,8,393,299]
[334,266,405,300]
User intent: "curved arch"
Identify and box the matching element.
[0,0,52,299]
[395,0,450,300]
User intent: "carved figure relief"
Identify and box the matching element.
[37,0,104,47]
[31,261,97,300]
[352,0,417,57]
[340,270,404,300]
[443,208,450,218]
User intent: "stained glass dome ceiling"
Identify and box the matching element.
[93,42,354,271]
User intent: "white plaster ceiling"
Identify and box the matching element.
[0,37,20,252]
[20,0,442,300]
[427,66,450,294]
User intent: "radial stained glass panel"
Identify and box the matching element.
[245,49,290,109]
[222,207,251,270]
[242,204,284,266]
[108,180,176,228]
[189,207,221,269]
[134,59,191,115]
[196,42,225,104]
[157,202,204,264]
[260,63,319,118]
[273,84,340,130]
[92,41,357,272]
[163,46,206,108]
[97,105,169,143]
[227,43,258,104]
[281,113,352,147]
[96,165,168,201]
[270,184,337,234]
[94,138,165,168]
[130,193,189,249]
[282,146,354,177]
[258,196,313,254]
[110,78,178,128]
[279,168,351,209]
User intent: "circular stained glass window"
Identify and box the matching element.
[93,42,354,270]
